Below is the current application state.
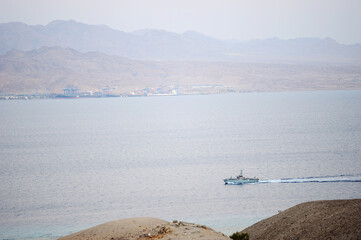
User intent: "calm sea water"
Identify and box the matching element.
[1,91,361,239]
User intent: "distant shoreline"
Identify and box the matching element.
[1,88,361,101]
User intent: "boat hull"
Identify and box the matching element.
[223,179,259,185]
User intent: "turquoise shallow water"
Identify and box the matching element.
[1,91,361,239]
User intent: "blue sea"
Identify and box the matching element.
[1,91,361,239]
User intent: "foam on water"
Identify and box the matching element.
[259,174,361,184]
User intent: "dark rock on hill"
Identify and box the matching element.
[241,199,361,240]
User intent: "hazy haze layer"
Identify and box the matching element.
[1,0,361,44]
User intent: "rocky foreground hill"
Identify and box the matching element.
[241,199,361,240]
[58,199,361,240]
[58,218,230,240]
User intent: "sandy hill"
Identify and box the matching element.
[1,47,361,94]
[241,199,361,240]
[57,217,230,240]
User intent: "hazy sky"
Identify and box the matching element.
[0,0,361,44]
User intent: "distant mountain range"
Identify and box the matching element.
[1,20,361,94]
[1,46,360,94]
[1,20,361,63]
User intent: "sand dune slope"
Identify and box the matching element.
[58,217,230,240]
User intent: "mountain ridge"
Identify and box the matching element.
[1,20,360,63]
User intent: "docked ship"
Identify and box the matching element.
[224,170,259,185]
